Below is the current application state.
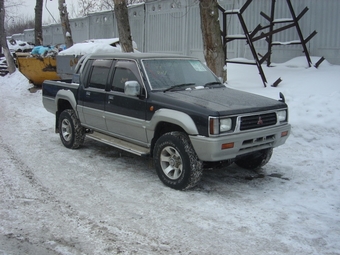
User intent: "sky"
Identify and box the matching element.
[7,0,78,24]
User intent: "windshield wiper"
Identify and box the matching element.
[204,81,223,88]
[163,83,196,92]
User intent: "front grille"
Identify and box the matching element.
[240,112,277,131]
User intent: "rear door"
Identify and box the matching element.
[104,60,148,145]
[78,59,113,131]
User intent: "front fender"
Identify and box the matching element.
[147,109,199,135]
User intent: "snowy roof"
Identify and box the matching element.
[58,38,138,57]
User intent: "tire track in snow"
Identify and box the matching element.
[1,136,102,251]
[0,135,179,254]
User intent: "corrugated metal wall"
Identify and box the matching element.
[308,0,340,65]
[88,11,115,40]
[70,16,90,43]
[225,0,340,64]
[12,0,340,65]
[144,0,188,54]
[128,4,145,52]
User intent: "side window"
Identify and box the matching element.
[80,59,94,86]
[112,67,139,93]
[85,59,113,89]
[89,66,110,89]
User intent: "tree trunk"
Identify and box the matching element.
[58,0,73,48]
[34,0,43,45]
[113,0,133,52]
[0,0,16,74]
[199,0,226,81]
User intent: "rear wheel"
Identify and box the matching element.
[235,148,273,170]
[153,131,203,190]
[59,109,85,149]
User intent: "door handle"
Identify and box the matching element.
[108,95,114,104]
[86,91,91,96]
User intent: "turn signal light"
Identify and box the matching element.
[209,118,219,135]
[281,131,289,137]
[221,142,234,150]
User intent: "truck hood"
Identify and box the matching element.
[161,87,286,115]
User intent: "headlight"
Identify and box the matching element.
[209,117,232,135]
[220,118,232,132]
[277,110,287,122]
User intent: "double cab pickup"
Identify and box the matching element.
[42,53,291,190]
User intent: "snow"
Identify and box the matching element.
[273,18,294,23]
[7,39,34,53]
[272,40,301,45]
[226,34,247,39]
[225,9,240,14]
[0,56,339,254]
[228,57,256,64]
[58,38,139,57]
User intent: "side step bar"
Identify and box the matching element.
[86,132,150,157]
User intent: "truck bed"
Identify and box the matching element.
[42,79,79,114]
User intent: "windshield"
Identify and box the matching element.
[142,59,221,91]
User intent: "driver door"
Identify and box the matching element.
[104,60,148,145]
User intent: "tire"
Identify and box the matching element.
[153,131,203,190]
[58,109,85,149]
[235,148,273,170]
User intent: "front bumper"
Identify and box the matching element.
[189,124,291,162]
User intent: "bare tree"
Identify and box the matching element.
[199,0,226,81]
[3,0,25,36]
[77,0,114,16]
[0,0,16,74]
[113,0,133,52]
[101,0,114,10]
[126,0,143,4]
[6,17,35,36]
[35,0,43,45]
[58,0,73,48]
[78,0,100,16]
[77,0,143,17]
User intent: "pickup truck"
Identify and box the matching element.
[42,52,291,190]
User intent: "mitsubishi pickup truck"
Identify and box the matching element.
[42,52,291,190]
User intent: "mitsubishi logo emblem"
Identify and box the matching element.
[257,116,263,125]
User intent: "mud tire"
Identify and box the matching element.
[235,148,273,170]
[153,131,203,190]
[58,109,85,149]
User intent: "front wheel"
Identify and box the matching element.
[58,109,85,149]
[234,148,273,170]
[153,132,203,190]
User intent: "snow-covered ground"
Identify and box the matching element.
[0,57,339,254]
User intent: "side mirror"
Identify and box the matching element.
[125,81,141,96]
[279,92,286,103]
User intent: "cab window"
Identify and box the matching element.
[112,67,139,92]
[87,59,113,89]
